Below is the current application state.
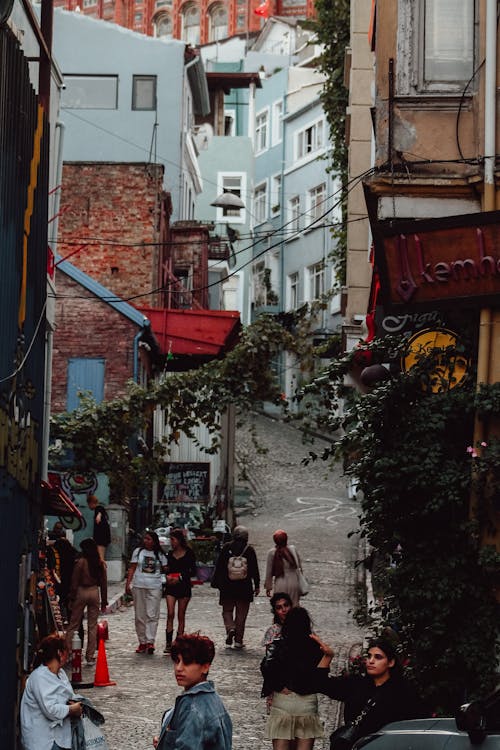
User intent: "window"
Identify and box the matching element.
[181,3,200,45]
[216,173,246,223]
[308,183,326,222]
[398,0,475,94]
[61,75,118,109]
[254,182,267,224]
[255,109,269,154]
[154,13,172,37]
[288,271,299,310]
[132,75,157,110]
[82,0,96,7]
[208,3,228,41]
[272,100,283,145]
[271,174,281,216]
[295,119,324,160]
[288,195,300,233]
[306,261,325,301]
[67,358,105,412]
[252,261,267,306]
[224,109,236,136]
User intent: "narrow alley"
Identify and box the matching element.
[81,414,365,750]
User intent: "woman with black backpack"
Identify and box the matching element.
[211,525,260,649]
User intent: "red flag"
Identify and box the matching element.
[254,0,270,17]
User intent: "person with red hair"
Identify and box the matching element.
[264,530,304,606]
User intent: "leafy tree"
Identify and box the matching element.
[303,335,500,712]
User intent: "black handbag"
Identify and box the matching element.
[330,698,376,750]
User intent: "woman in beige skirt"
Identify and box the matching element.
[261,607,331,750]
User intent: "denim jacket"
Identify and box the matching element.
[157,681,232,750]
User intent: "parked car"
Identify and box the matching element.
[354,690,500,750]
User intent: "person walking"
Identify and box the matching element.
[211,525,260,649]
[125,530,168,655]
[21,633,83,750]
[310,635,426,743]
[46,522,77,624]
[65,537,107,665]
[154,633,232,750]
[265,529,304,606]
[163,528,197,655]
[260,607,327,750]
[86,493,111,561]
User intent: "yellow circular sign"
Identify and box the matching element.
[402,328,469,392]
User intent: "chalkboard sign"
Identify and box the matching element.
[160,462,210,504]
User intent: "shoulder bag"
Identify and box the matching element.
[329,697,376,750]
[290,547,309,596]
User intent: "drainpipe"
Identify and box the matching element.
[41,119,65,479]
[471,0,497,520]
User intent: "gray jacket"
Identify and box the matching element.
[157,680,232,750]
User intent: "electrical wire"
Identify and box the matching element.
[0,301,48,383]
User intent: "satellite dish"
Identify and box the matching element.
[0,0,15,24]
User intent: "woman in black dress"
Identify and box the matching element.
[163,528,197,654]
[310,635,426,739]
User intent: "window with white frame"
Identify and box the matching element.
[295,119,324,161]
[308,183,326,222]
[208,3,228,41]
[288,195,300,234]
[306,261,325,300]
[216,173,246,222]
[181,3,200,45]
[288,271,299,310]
[397,0,475,94]
[154,12,172,37]
[254,182,267,224]
[272,100,283,145]
[255,109,269,154]
[271,174,281,216]
[252,260,267,306]
[61,75,118,109]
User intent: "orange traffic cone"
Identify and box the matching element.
[93,638,116,687]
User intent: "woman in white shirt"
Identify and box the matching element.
[20,633,82,750]
[125,530,168,655]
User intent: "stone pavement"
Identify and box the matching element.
[75,414,366,750]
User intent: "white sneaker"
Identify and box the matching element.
[233,641,245,649]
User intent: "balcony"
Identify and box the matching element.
[208,238,231,261]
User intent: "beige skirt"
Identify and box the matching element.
[265,691,324,740]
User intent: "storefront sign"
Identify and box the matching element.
[160,462,210,504]
[375,210,500,309]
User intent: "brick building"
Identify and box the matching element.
[57,162,171,307]
[53,0,316,45]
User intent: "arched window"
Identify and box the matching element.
[208,3,228,42]
[181,3,200,45]
[154,11,172,37]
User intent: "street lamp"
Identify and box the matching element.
[210,192,245,209]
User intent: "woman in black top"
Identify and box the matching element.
[163,529,197,654]
[211,525,260,649]
[260,607,328,749]
[310,635,426,738]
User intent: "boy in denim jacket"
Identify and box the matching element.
[154,634,232,750]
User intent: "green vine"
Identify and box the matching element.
[303,336,500,712]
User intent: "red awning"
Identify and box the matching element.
[137,308,241,357]
[41,480,83,519]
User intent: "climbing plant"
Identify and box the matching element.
[50,313,309,504]
[302,334,500,712]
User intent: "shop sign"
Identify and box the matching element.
[375,210,500,309]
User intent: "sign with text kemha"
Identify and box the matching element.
[375,210,500,310]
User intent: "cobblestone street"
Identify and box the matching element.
[78,413,365,750]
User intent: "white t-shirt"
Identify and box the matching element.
[131,547,168,589]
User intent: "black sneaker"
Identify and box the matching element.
[163,644,172,654]
[225,629,235,646]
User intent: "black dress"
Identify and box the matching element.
[313,671,426,734]
[165,548,197,599]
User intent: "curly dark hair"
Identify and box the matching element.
[171,633,215,666]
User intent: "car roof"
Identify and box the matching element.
[356,718,500,750]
